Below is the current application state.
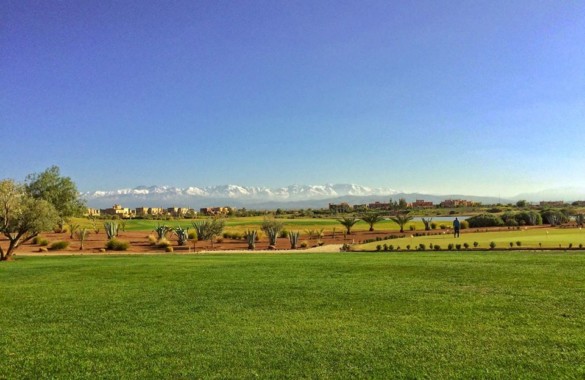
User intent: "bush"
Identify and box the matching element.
[434,244,441,251]
[489,241,496,249]
[376,244,382,251]
[473,241,479,248]
[188,231,197,240]
[467,214,504,228]
[383,243,388,251]
[430,222,437,230]
[165,246,174,253]
[147,234,157,245]
[440,224,448,229]
[418,243,426,251]
[455,244,462,250]
[463,242,469,249]
[106,239,130,251]
[460,220,469,229]
[448,243,454,250]
[48,241,69,251]
[279,230,289,238]
[409,225,416,231]
[157,238,172,248]
[300,241,308,248]
[33,236,49,246]
[516,241,522,247]
[388,245,394,251]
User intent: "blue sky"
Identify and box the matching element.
[2,1,584,196]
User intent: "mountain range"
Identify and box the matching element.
[82,183,509,209]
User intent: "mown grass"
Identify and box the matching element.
[2,252,585,378]
[357,227,585,250]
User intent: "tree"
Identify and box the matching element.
[421,217,433,231]
[25,166,86,229]
[1,180,59,260]
[516,200,528,208]
[389,214,414,233]
[360,213,384,232]
[338,216,359,235]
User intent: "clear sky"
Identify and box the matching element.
[2,1,584,196]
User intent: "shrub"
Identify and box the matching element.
[430,222,437,230]
[455,244,462,250]
[418,243,426,251]
[473,241,479,248]
[105,239,129,251]
[463,242,469,249]
[376,244,382,251]
[448,243,454,250]
[509,242,514,248]
[48,241,69,251]
[490,241,496,249]
[409,225,416,231]
[406,245,411,250]
[440,224,448,229]
[279,230,289,238]
[300,241,308,248]
[434,244,441,251]
[157,238,172,248]
[516,241,522,247]
[165,246,174,253]
[147,235,157,245]
[460,221,469,229]
[33,236,49,246]
[188,231,197,240]
[467,214,504,228]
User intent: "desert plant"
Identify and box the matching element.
[338,216,359,235]
[174,226,189,246]
[157,238,172,248]
[48,241,69,251]
[154,223,171,240]
[75,228,90,250]
[106,238,129,251]
[192,218,225,248]
[261,217,284,245]
[289,231,300,249]
[389,214,414,233]
[68,223,80,239]
[147,234,157,245]
[104,221,119,239]
[244,230,257,250]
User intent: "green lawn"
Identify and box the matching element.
[357,227,585,250]
[2,252,585,378]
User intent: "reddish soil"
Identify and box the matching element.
[7,229,400,255]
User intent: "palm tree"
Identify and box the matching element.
[338,216,359,235]
[421,217,433,231]
[389,214,414,233]
[361,213,384,232]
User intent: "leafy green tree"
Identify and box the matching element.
[389,214,414,233]
[25,166,85,229]
[0,180,59,260]
[338,216,359,235]
[361,213,384,232]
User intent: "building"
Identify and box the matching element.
[368,201,392,210]
[410,200,434,208]
[85,208,100,217]
[200,207,230,216]
[101,204,132,218]
[167,207,190,217]
[440,199,475,208]
[329,202,352,213]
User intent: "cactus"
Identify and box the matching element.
[289,231,300,249]
[244,230,257,250]
[154,223,171,240]
[104,221,119,239]
[174,226,189,246]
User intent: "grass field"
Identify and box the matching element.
[2,252,585,378]
[357,227,585,250]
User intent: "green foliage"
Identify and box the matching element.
[389,214,414,233]
[154,223,171,240]
[104,221,119,239]
[105,238,130,251]
[48,241,69,251]
[541,210,569,226]
[24,166,86,224]
[338,216,359,235]
[360,213,385,232]
[68,223,80,239]
[261,217,284,245]
[467,214,504,228]
[192,219,225,246]
[0,179,60,260]
[174,226,189,246]
[490,241,497,249]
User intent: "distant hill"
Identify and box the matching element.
[81,183,507,210]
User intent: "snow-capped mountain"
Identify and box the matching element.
[81,183,400,208]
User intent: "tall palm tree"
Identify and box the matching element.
[361,213,385,232]
[338,216,359,235]
[389,214,414,233]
